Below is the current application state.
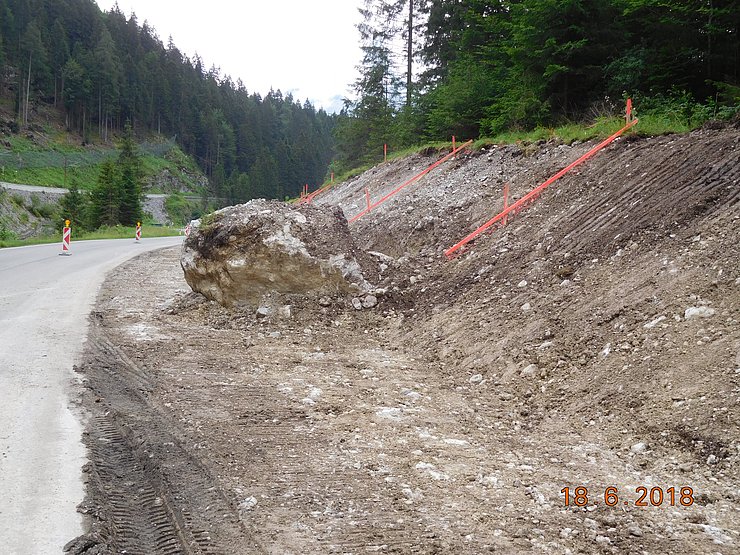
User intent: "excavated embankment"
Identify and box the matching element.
[70,124,739,554]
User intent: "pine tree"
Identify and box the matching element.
[117,123,144,225]
[19,20,51,125]
[89,160,120,228]
[59,183,91,230]
[50,19,70,107]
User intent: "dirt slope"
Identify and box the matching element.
[71,124,739,554]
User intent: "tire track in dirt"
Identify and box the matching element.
[70,316,260,554]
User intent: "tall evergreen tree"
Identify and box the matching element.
[19,20,50,124]
[117,123,144,225]
[89,159,119,228]
[58,183,91,230]
[50,19,70,106]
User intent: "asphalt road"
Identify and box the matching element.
[0,236,183,553]
[0,181,208,201]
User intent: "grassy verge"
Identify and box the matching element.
[0,225,182,248]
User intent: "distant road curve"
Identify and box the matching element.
[1,181,69,194]
[0,236,183,554]
[0,181,219,203]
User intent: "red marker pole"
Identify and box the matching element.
[626,98,633,124]
[452,135,456,158]
[384,144,387,163]
[365,188,371,211]
[502,183,510,226]
[135,221,142,242]
[59,220,71,256]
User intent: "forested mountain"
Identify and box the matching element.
[1,0,738,201]
[337,0,739,168]
[0,0,336,202]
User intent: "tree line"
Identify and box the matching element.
[1,0,737,201]
[337,0,739,169]
[0,0,336,202]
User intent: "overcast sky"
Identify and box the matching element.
[94,0,363,113]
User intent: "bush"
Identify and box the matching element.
[165,193,203,225]
[0,219,16,240]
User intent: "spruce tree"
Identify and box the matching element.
[117,123,144,226]
[89,160,120,228]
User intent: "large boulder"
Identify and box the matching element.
[181,200,374,307]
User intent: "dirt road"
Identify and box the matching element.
[71,125,738,554]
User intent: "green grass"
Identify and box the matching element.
[0,224,182,248]
[0,133,204,193]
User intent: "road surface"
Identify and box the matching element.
[0,181,209,201]
[0,236,183,553]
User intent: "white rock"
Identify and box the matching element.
[414,462,449,481]
[362,295,378,308]
[517,280,528,288]
[239,496,258,511]
[478,474,499,486]
[685,306,716,319]
[376,407,402,420]
[469,374,484,384]
[521,364,539,377]
[521,303,532,311]
[630,442,648,454]
[643,315,666,329]
[442,438,469,446]
[256,306,272,318]
[629,526,643,537]
[351,297,363,310]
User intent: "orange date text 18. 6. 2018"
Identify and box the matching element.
[561,486,694,508]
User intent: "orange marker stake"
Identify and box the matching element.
[502,183,510,227]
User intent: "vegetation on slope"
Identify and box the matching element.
[0,0,336,201]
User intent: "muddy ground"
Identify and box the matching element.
[69,124,739,554]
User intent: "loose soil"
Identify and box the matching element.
[69,124,739,554]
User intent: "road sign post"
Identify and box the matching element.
[135,222,142,242]
[59,220,71,256]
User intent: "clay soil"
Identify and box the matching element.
[69,124,739,554]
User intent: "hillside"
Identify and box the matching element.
[71,123,739,554]
[0,0,336,203]
[0,100,209,238]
